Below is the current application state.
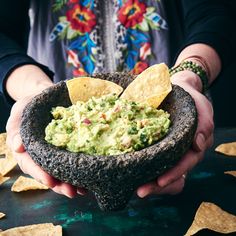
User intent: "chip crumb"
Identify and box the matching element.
[0,134,17,176]
[0,223,62,236]
[224,170,236,177]
[0,213,5,219]
[185,202,236,236]
[0,133,7,155]
[215,142,236,156]
[11,176,49,192]
[0,173,10,185]
[0,150,17,176]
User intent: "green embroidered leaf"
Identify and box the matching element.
[56,17,70,40]
[137,20,149,32]
[59,16,67,22]
[147,18,160,30]
[146,7,155,15]
[90,55,96,63]
[67,28,79,40]
[59,28,67,40]
[52,0,67,12]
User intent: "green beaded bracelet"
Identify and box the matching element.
[169,61,209,94]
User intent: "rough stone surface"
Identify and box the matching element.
[20,73,197,211]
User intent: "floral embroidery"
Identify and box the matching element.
[66,4,96,33]
[117,0,168,74]
[131,61,149,74]
[50,0,100,76]
[50,0,168,76]
[118,0,146,28]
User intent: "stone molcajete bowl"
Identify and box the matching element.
[20,73,197,211]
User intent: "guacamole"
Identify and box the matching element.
[45,94,170,155]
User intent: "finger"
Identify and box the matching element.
[157,149,204,187]
[170,82,214,152]
[190,92,214,152]
[187,89,214,151]
[6,102,28,153]
[157,176,185,195]
[137,176,185,198]
[13,151,59,188]
[137,181,158,198]
[52,182,77,198]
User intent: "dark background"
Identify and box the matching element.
[1,60,236,132]
[0,94,10,132]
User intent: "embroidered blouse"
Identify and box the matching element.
[27,0,170,83]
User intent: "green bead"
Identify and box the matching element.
[169,61,209,94]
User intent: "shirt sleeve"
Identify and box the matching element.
[181,0,235,69]
[0,1,54,106]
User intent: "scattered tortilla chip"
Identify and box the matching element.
[0,133,17,176]
[11,176,49,192]
[215,142,236,156]
[66,77,123,104]
[0,149,17,176]
[0,173,10,185]
[224,171,236,177]
[120,63,172,108]
[0,213,5,219]
[0,133,7,155]
[185,202,236,236]
[0,223,62,236]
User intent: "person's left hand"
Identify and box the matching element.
[136,70,214,198]
[6,90,87,198]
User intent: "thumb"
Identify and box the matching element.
[12,133,25,153]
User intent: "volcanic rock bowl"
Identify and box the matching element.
[20,73,197,211]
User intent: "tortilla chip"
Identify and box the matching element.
[0,173,10,185]
[0,133,7,155]
[66,77,123,104]
[0,223,62,236]
[120,63,172,108]
[0,213,5,219]
[215,142,236,156]
[224,170,236,177]
[11,176,49,192]
[0,149,17,176]
[185,202,236,236]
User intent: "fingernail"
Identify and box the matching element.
[137,189,148,198]
[196,133,206,151]
[157,177,169,188]
[77,188,87,195]
[62,190,74,199]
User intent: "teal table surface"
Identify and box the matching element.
[0,128,236,236]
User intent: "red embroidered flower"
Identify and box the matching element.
[66,4,96,33]
[118,0,146,28]
[131,61,149,74]
[73,67,87,76]
[68,0,78,4]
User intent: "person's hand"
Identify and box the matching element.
[6,87,87,198]
[136,70,214,198]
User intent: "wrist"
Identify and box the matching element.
[6,65,53,101]
[170,70,203,93]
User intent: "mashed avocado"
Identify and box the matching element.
[45,94,170,155]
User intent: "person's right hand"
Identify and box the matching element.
[6,89,87,198]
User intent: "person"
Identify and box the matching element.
[0,0,235,198]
